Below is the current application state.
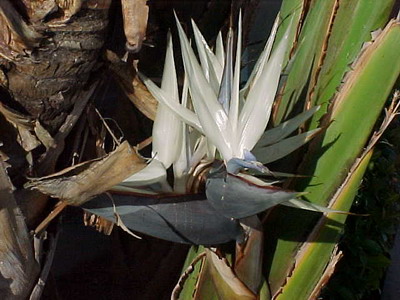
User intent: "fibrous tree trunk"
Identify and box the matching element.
[0,1,112,298]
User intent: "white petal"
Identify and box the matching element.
[229,13,242,147]
[175,13,235,161]
[191,19,211,81]
[217,28,233,113]
[215,31,225,66]
[238,25,290,153]
[206,51,221,95]
[152,33,182,168]
[120,160,168,187]
[191,20,224,83]
[140,73,203,133]
[173,74,191,188]
[240,13,280,98]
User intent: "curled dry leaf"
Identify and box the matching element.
[83,211,114,235]
[234,217,264,294]
[106,50,157,120]
[205,249,256,299]
[0,101,41,151]
[23,0,58,23]
[56,0,83,20]
[0,0,41,61]
[0,156,39,299]
[121,0,149,53]
[26,141,146,206]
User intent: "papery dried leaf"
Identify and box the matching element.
[235,216,264,294]
[26,141,146,206]
[106,50,158,120]
[83,211,114,235]
[0,1,41,61]
[34,121,55,150]
[206,249,256,299]
[56,0,83,19]
[0,101,41,151]
[0,157,39,298]
[17,128,41,152]
[26,0,58,22]
[121,0,149,53]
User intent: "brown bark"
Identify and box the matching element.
[1,0,111,134]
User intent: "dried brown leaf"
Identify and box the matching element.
[83,211,114,235]
[56,0,83,19]
[26,141,147,206]
[206,249,256,300]
[24,0,58,23]
[34,121,55,150]
[106,50,158,120]
[0,101,41,151]
[0,0,41,61]
[235,217,264,294]
[121,0,149,53]
[0,157,39,298]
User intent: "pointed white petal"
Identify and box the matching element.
[173,75,191,192]
[206,48,224,83]
[191,19,212,82]
[140,73,203,133]
[229,13,242,144]
[215,31,225,66]
[257,106,320,147]
[252,128,321,164]
[217,28,233,113]
[205,52,221,95]
[191,19,223,84]
[238,25,290,153]
[240,13,280,98]
[152,33,182,168]
[175,13,235,161]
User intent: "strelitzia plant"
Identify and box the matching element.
[83,13,338,249]
[140,13,325,214]
[85,6,400,300]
